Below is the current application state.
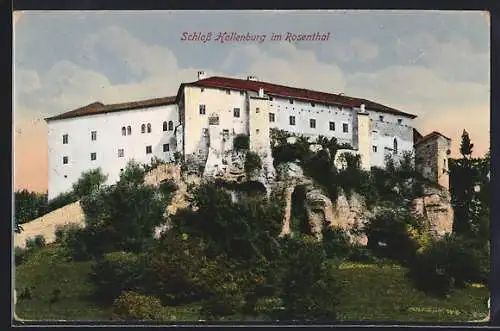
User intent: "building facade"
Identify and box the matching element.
[414,131,452,189]
[44,72,446,199]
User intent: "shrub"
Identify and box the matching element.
[144,232,210,305]
[72,168,107,199]
[245,151,262,175]
[14,189,48,224]
[25,235,46,251]
[90,251,146,304]
[142,156,167,173]
[322,226,353,261]
[364,205,422,265]
[47,191,78,212]
[54,223,91,261]
[280,236,340,321]
[14,247,27,265]
[408,235,488,296]
[233,134,250,150]
[111,291,164,321]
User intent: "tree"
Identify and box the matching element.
[450,130,476,236]
[72,168,108,199]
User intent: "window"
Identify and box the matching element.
[372,146,378,153]
[311,103,315,107]
[91,131,97,141]
[310,119,316,129]
[127,126,131,135]
[256,129,260,134]
[393,138,398,154]
[199,104,206,115]
[63,156,68,164]
[118,149,124,158]
[256,107,260,113]
[146,145,152,154]
[163,144,170,152]
[62,134,68,144]
[329,122,335,131]
[233,108,240,118]
[289,116,296,126]
[90,152,96,161]
[163,121,168,131]
[343,123,348,133]
[379,115,384,121]
[269,97,273,101]
[269,113,275,122]
[289,99,294,104]
[122,127,126,136]
[398,118,403,124]
[147,123,152,133]
[141,124,146,134]
[168,121,173,131]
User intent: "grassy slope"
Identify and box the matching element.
[14,245,489,322]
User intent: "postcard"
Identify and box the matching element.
[13,10,491,324]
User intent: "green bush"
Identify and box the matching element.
[14,189,48,224]
[364,205,422,265]
[144,232,210,305]
[15,247,27,265]
[233,134,250,150]
[244,151,262,175]
[47,191,78,212]
[90,251,146,304]
[111,291,164,321]
[25,235,46,251]
[54,223,91,261]
[280,235,340,321]
[72,168,107,199]
[322,226,353,260]
[408,235,488,296]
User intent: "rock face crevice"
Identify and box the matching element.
[274,162,453,244]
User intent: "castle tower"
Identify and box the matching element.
[415,131,451,189]
[355,104,372,171]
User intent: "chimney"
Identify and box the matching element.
[360,103,366,113]
[247,75,258,81]
[258,88,264,98]
[197,71,207,80]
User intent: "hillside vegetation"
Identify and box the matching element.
[14,131,490,322]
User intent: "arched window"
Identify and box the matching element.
[121,126,126,136]
[127,126,132,135]
[163,121,168,131]
[168,121,173,131]
[141,124,146,134]
[393,138,398,154]
[147,123,152,133]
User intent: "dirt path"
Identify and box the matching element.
[14,201,85,249]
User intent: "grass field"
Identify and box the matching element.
[14,244,489,322]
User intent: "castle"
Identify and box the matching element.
[44,71,451,200]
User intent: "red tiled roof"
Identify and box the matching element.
[415,131,451,146]
[186,76,417,118]
[45,96,177,121]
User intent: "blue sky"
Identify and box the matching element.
[13,10,490,191]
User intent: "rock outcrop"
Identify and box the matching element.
[411,186,453,237]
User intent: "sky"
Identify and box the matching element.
[13,10,490,193]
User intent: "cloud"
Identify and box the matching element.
[349,38,379,62]
[393,32,489,83]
